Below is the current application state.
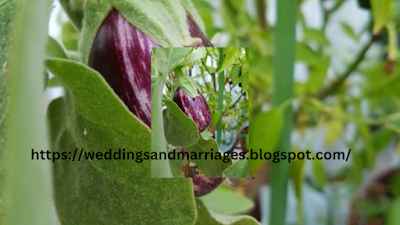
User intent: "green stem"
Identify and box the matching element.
[216,48,225,147]
[322,0,346,29]
[314,38,373,100]
[270,0,297,224]
[4,0,53,225]
[228,92,245,110]
[151,74,173,178]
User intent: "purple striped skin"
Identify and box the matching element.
[187,16,213,47]
[88,10,158,128]
[173,88,211,133]
[89,10,218,195]
[192,178,224,197]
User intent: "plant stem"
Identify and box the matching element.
[217,48,225,147]
[4,0,53,225]
[228,92,245,109]
[151,74,173,178]
[201,59,217,91]
[322,0,346,29]
[257,0,267,30]
[314,38,373,100]
[270,0,297,224]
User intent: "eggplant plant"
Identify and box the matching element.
[0,0,260,225]
[151,47,249,180]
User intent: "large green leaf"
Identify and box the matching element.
[48,82,197,225]
[195,199,260,225]
[201,185,254,215]
[46,59,151,179]
[163,99,199,147]
[187,136,231,178]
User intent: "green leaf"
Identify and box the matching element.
[168,47,193,72]
[241,56,249,77]
[207,47,218,58]
[201,185,254,215]
[46,36,68,59]
[217,47,240,73]
[201,130,214,138]
[223,157,249,178]
[48,101,196,225]
[305,57,329,92]
[234,72,249,85]
[46,59,152,179]
[341,22,358,42]
[163,99,199,147]
[211,110,222,127]
[303,28,329,46]
[194,199,260,225]
[178,47,207,67]
[62,22,80,51]
[154,47,174,75]
[230,66,240,84]
[249,109,283,175]
[296,42,320,64]
[175,68,199,98]
[371,0,394,34]
[187,136,230,178]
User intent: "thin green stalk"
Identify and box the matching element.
[270,0,297,225]
[314,38,373,100]
[4,0,53,225]
[216,48,225,147]
[151,74,172,178]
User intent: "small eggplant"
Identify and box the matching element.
[88,10,158,127]
[173,88,211,133]
[192,178,224,197]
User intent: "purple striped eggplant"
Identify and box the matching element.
[173,88,211,133]
[88,11,212,128]
[192,178,224,197]
[88,10,158,127]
